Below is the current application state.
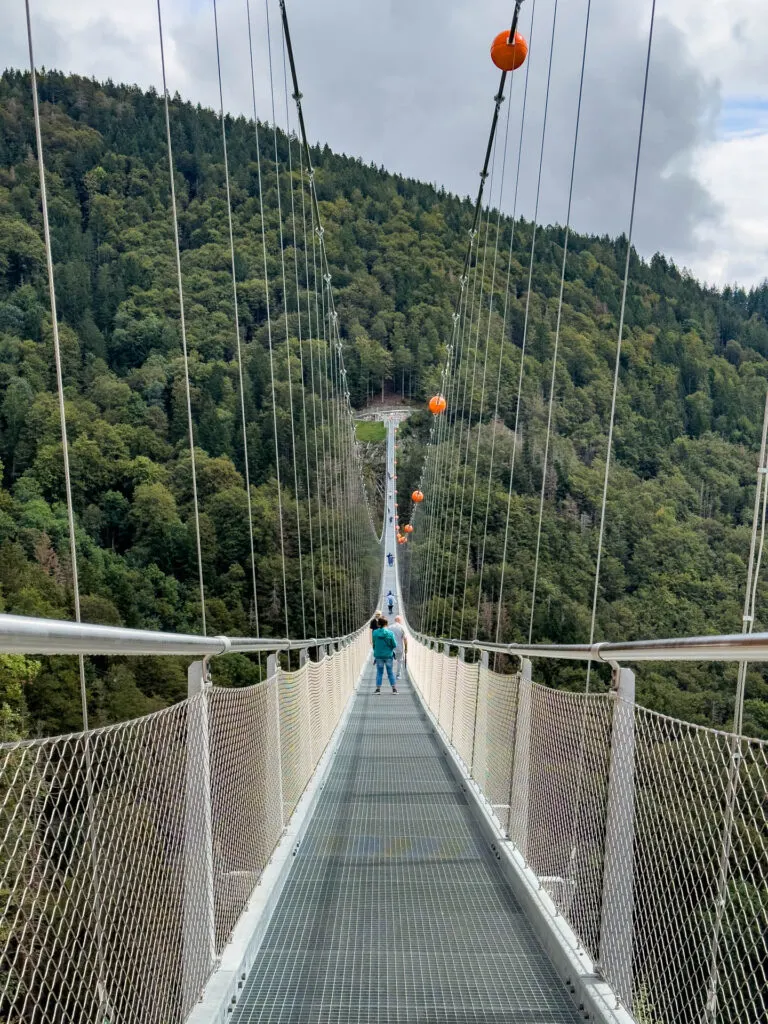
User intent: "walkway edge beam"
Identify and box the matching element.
[409,665,636,1024]
[185,651,372,1024]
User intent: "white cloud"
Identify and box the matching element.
[689,131,768,286]
[2,0,768,288]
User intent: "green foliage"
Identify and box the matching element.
[355,420,386,443]
[0,70,382,737]
[2,69,768,740]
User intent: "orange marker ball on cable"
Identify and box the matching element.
[412,490,424,504]
[490,30,528,72]
[429,394,447,415]
[404,524,414,534]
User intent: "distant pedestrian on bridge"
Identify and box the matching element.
[372,617,397,694]
[390,615,406,680]
[386,590,395,614]
[370,609,382,647]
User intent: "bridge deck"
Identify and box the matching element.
[230,662,582,1023]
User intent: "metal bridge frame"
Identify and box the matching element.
[1,609,766,1022]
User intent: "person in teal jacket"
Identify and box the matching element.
[372,617,398,693]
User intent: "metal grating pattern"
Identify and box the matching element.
[408,634,768,1024]
[231,664,582,1023]
[0,633,369,1024]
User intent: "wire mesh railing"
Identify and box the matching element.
[0,629,368,1024]
[407,634,768,1024]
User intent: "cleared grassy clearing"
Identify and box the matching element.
[355,420,387,443]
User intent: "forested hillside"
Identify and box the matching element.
[1,71,768,738]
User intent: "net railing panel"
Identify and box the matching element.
[471,664,519,822]
[209,678,283,952]
[632,705,768,1024]
[277,667,313,822]
[0,631,368,1024]
[407,633,768,1024]
[522,684,613,962]
[452,658,479,770]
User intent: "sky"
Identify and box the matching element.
[2,0,767,290]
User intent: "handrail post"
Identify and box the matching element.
[599,666,636,1010]
[451,646,465,745]
[267,651,286,829]
[183,660,216,1012]
[470,651,489,775]
[438,642,450,720]
[508,658,532,853]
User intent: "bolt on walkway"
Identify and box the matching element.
[230,662,583,1023]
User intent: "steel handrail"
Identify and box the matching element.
[411,629,768,665]
[0,613,362,657]
[7,607,768,664]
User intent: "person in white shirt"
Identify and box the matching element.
[390,616,407,680]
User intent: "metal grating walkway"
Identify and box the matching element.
[230,663,583,1023]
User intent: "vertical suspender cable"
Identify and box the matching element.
[212,0,261,645]
[585,0,657,679]
[467,97,514,639]
[265,0,307,637]
[474,8,533,637]
[290,111,320,636]
[564,0,656,984]
[456,138,501,638]
[494,0,540,644]
[307,203,330,631]
[25,3,109,1012]
[705,387,768,1019]
[461,100,520,638]
[157,0,207,635]
[412,1,527,638]
[280,0,379,630]
[527,0,591,643]
[246,0,290,636]
[25,1,88,723]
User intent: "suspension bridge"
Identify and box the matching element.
[0,0,767,1022]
